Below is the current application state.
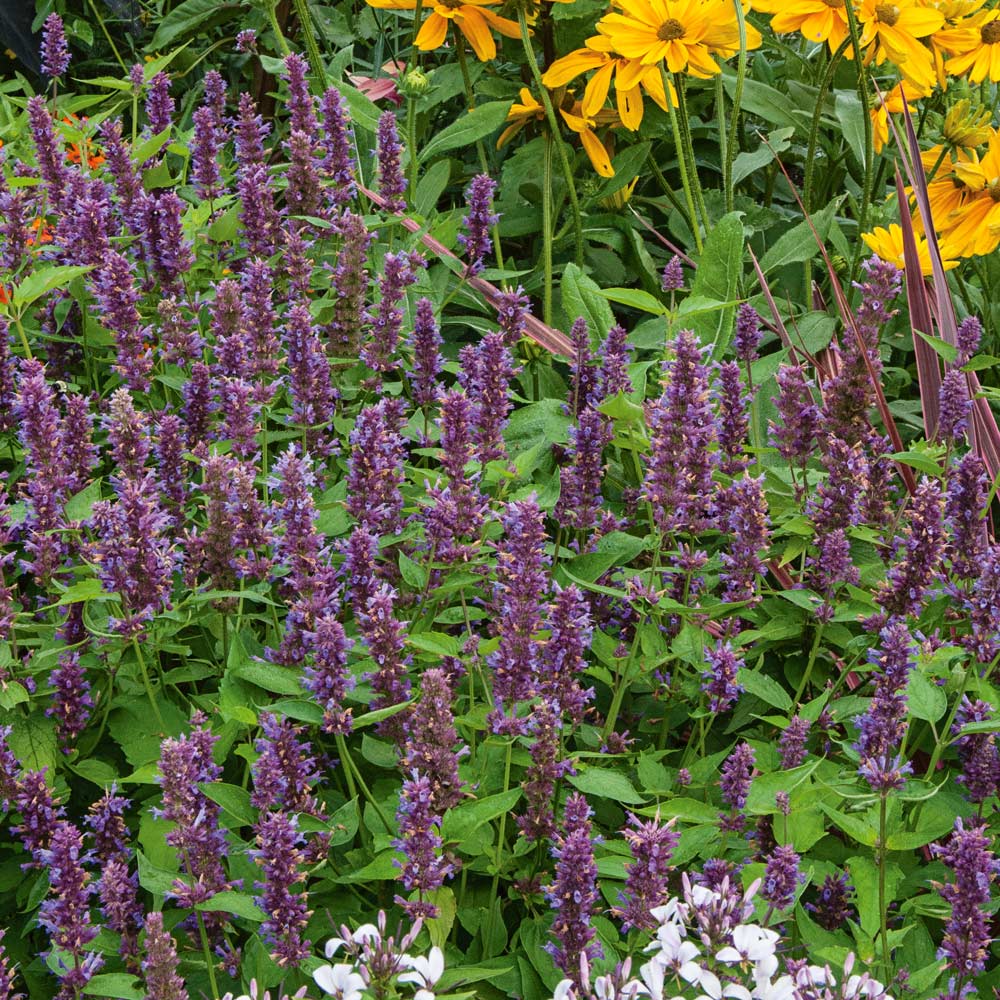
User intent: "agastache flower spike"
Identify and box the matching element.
[12,769,64,863]
[305,613,355,735]
[554,408,611,533]
[701,641,743,714]
[496,286,530,347]
[346,398,407,535]
[360,583,412,741]
[468,331,519,463]
[284,304,336,454]
[320,86,356,204]
[92,251,153,392]
[326,211,374,356]
[720,474,769,605]
[393,771,454,918]
[957,315,981,365]
[145,72,174,136]
[938,367,972,442]
[251,713,322,815]
[408,297,443,409]
[597,323,633,400]
[806,872,856,930]
[0,929,22,999]
[38,821,103,999]
[734,303,762,365]
[98,858,142,966]
[952,697,1000,803]
[541,584,594,725]
[403,668,466,810]
[946,452,988,580]
[106,388,150,479]
[719,741,755,832]
[47,651,93,752]
[545,793,601,985]
[661,254,684,291]
[643,329,718,534]
[41,14,71,80]
[931,817,998,982]
[770,362,820,475]
[779,715,811,768]
[762,844,802,915]
[614,812,679,932]
[715,361,750,476]
[488,497,549,728]
[518,699,573,842]
[284,53,318,135]
[141,912,188,1000]
[86,786,131,863]
[251,811,312,966]
[286,130,322,218]
[376,110,406,212]
[458,174,498,274]
[362,251,423,373]
[191,106,224,201]
[27,96,67,209]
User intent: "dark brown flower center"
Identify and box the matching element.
[981,20,1000,43]
[875,3,901,24]
[657,18,686,41]
[821,0,846,8]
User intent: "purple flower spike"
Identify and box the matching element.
[734,303,762,364]
[393,770,454,918]
[141,912,188,1000]
[518,699,573,843]
[145,73,174,135]
[251,811,312,967]
[545,793,601,985]
[403,668,466,811]
[615,812,679,932]
[701,641,743,714]
[47,651,93,752]
[458,174,498,274]
[41,13,71,79]
[661,255,684,292]
[376,111,406,212]
[409,297,443,409]
[304,613,355,735]
[320,86,356,204]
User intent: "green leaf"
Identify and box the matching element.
[834,92,868,168]
[561,532,647,584]
[419,101,512,163]
[759,201,838,273]
[415,159,450,217]
[56,578,106,606]
[83,973,144,999]
[201,782,256,828]
[65,479,103,522]
[738,668,793,712]
[889,451,943,477]
[598,287,666,315]
[398,551,428,590]
[907,670,947,723]
[914,329,958,364]
[195,890,266,921]
[12,265,91,309]
[231,660,303,696]
[70,758,119,787]
[137,850,179,895]
[568,768,645,805]
[336,80,382,134]
[150,0,241,48]
[353,700,414,730]
[562,262,615,338]
[408,632,460,656]
[132,128,172,165]
[731,126,794,186]
[689,212,744,358]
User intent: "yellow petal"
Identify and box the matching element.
[415,11,449,50]
[458,7,497,60]
[579,127,615,177]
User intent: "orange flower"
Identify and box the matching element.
[62,114,105,169]
[870,81,925,153]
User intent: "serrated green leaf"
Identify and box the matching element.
[562,262,615,337]
[195,890,266,921]
[419,101,512,163]
[568,768,645,805]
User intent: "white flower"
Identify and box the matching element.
[638,959,665,1000]
[314,963,367,1000]
[751,976,796,1000]
[553,980,576,1000]
[399,947,445,991]
[414,991,435,1000]
[650,898,687,927]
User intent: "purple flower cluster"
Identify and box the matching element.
[393,771,454,918]
[458,174,498,274]
[615,812,679,931]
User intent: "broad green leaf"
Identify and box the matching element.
[196,890,266,921]
[419,101,512,163]
[83,973,144,999]
[738,668,793,712]
[201,782,256,828]
[759,201,838,273]
[690,211,744,358]
[731,126,794,186]
[568,768,645,805]
[415,159,451,217]
[150,0,241,49]
[914,329,958,364]
[834,91,868,168]
[12,265,91,308]
[599,287,666,315]
[562,262,615,338]
[907,670,947,723]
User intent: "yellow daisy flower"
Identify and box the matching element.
[597,0,731,77]
[855,0,944,93]
[365,0,521,61]
[862,222,959,272]
[870,81,924,153]
[758,0,851,53]
[497,88,619,177]
[942,8,1000,80]
[542,35,678,131]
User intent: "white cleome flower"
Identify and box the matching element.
[552,979,577,1000]
[313,963,367,1000]
[398,947,446,991]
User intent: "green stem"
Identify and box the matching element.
[661,65,703,253]
[924,655,979,778]
[541,133,554,325]
[517,10,584,267]
[878,792,889,986]
[715,74,729,207]
[725,0,750,214]
[486,739,514,944]
[87,0,127,74]
[803,38,849,293]
[793,622,825,706]
[843,0,874,280]
[291,0,327,86]
[335,733,393,834]
[673,73,709,233]
[133,638,166,733]
[11,312,32,361]
[406,94,419,198]
[267,0,292,56]
[196,912,221,1000]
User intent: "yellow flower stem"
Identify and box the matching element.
[803,37,849,294]
[725,0,749,214]
[542,132,555,324]
[715,74,729,201]
[517,9,585,268]
[843,0,874,281]
[674,72,710,233]
[266,0,292,56]
[660,64,703,253]
[454,30,506,274]
[405,0,425,197]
